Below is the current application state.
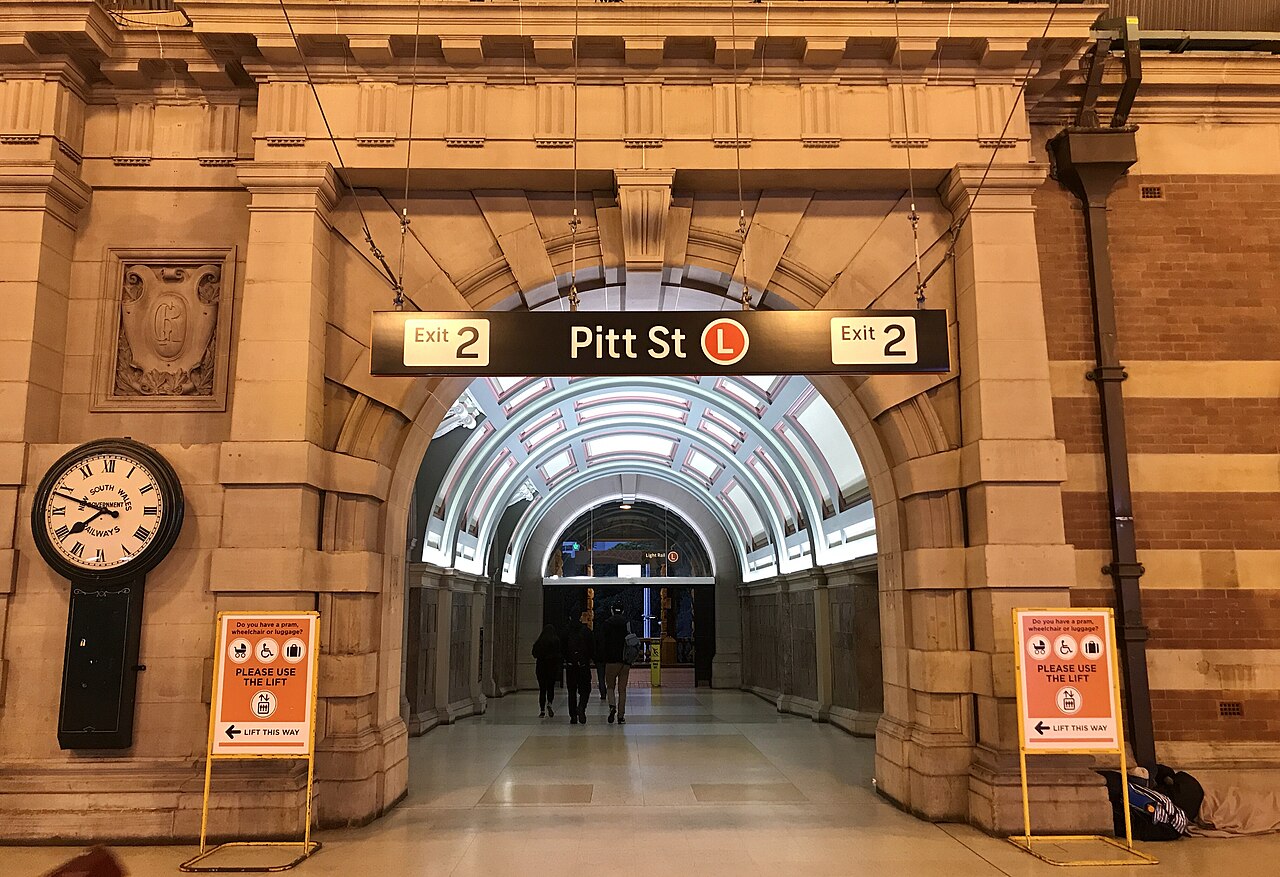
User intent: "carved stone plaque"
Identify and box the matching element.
[93,249,236,411]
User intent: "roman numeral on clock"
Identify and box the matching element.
[103,459,116,473]
[139,484,153,494]
[133,526,152,542]
[78,464,92,479]
[143,506,158,517]
[54,525,70,540]
[70,542,85,558]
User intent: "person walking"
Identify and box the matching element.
[562,610,594,725]
[531,623,562,718]
[600,605,632,725]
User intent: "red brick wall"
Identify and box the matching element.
[1144,589,1280,649]
[1060,491,1278,551]
[1040,172,1280,751]
[1053,397,1279,455]
[1151,690,1280,743]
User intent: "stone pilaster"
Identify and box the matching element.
[939,163,1109,834]
[0,154,90,703]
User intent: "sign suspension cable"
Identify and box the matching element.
[891,0,926,309]
[729,0,750,311]
[393,0,426,311]
[275,0,400,297]
[568,0,582,312]
[910,0,1066,301]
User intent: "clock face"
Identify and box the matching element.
[41,451,165,572]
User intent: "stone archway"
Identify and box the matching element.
[223,162,1090,833]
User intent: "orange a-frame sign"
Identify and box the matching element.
[210,612,319,757]
[1014,609,1120,753]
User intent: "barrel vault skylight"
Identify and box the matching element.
[416,373,876,584]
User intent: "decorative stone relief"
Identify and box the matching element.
[615,169,674,272]
[356,82,397,147]
[433,392,484,438]
[113,101,154,165]
[93,249,236,412]
[975,83,1019,148]
[0,79,41,144]
[260,81,309,147]
[624,83,663,148]
[510,480,539,504]
[712,83,750,148]
[800,84,839,148]
[198,102,239,166]
[888,83,929,148]
[446,83,485,147]
[535,82,573,148]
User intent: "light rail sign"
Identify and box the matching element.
[1014,609,1121,752]
[210,612,319,756]
[370,309,950,376]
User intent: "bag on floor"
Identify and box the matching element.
[1100,770,1189,841]
[622,632,644,666]
[1154,763,1205,823]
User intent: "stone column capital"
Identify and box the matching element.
[0,158,91,227]
[937,162,1047,214]
[237,160,339,214]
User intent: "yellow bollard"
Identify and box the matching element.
[649,638,661,688]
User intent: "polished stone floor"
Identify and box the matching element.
[4,686,1276,875]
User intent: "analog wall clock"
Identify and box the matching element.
[32,438,184,584]
[30,437,184,749]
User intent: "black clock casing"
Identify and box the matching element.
[30,438,185,749]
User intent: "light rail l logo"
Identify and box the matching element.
[700,318,749,366]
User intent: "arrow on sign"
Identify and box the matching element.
[1034,721,1049,736]
[225,725,242,740]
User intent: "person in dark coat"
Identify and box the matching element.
[531,623,562,717]
[562,610,595,725]
[591,610,608,698]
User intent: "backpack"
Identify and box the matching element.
[1099,771,1188,841]
[622,632,644,666]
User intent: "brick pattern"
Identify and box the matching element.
[1063,491,1280,551]
[1054,397,1279,455]
[1034,184,1094,361]
[1144,589,1280,649]
[1038,176,1280,362]
[1061,491,1109,550]
[1151,689,1280,743]
[1132,493,1280,550]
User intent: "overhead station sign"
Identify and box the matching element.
[370,309,950,376]
[210,612,319,757]
[1014,609,1121,752]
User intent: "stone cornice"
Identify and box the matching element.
[0,157,92,227]
[1,1,1101,84]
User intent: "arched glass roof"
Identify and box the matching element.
[416,373,876,584]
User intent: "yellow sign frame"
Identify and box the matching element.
[1009,607,1157,867]
[180,611,323,873]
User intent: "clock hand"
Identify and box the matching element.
[67,509,108,536]
[52,491,120,518]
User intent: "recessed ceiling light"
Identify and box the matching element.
[619,503,632,510]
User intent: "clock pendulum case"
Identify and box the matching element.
[30,438,184,749]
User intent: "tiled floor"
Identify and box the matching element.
[4,688,1277,875]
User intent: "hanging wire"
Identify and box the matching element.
[276,0,400,295]
[911,0,1065,301]
[891,0,926,309]
[393,0,425,311]
[567,0,582,312]
[728,0,750,310]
